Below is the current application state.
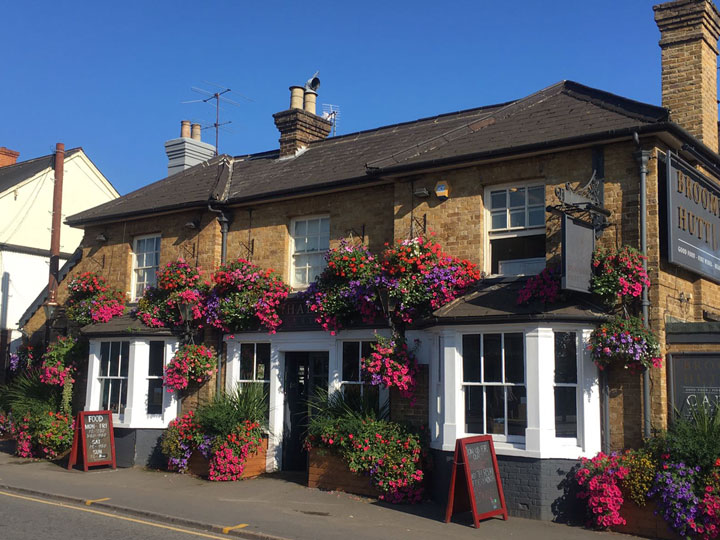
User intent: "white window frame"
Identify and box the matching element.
[132,233,161,300]
[85,338,178,428]
[461,332,527,444]
[484,182,546,276]
[433,323,600,459]
[96,341,130,416]
[289,215,330,289]
[339,340,389,407]
[553,330,581,445]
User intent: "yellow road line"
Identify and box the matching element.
[85,497,111,506]
[0,490,235,540]
[222,524,248,534]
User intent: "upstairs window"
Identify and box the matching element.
[133,234,161,300]
[487,184,545,276]
[290,216,329,288]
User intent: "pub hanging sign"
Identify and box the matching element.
[666,152,720,283]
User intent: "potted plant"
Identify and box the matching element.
[588,315,662,373]
[163,344,218,393]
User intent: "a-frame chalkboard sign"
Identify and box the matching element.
[445,435,508,527]
[67,410,117,471]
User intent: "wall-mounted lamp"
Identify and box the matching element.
[43,301,58,321]
[185,220,200,230]
[96,233,108,242]
[413,187,430,198]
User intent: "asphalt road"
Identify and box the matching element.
[0,490,237,540]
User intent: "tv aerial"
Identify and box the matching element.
[322,103,341,136]
[182,81,253,155]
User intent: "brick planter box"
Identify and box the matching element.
[308,448,379,498]
[613,499,680,540]
[188,436,267,480]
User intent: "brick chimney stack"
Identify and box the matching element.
[655,0,720,152]
[273,86,332,158]
[0,147,20,168]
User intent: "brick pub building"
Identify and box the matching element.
[21,0,720,520]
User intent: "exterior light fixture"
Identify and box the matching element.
[43,301,59,321]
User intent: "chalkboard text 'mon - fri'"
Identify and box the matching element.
[445,435,508,528]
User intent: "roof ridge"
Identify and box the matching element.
[0,147,82,171]
[560,80,669,123]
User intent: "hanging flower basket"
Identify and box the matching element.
[362,335,418,402]
[591,246,650,306]
[516,265,560,305]
[163,344,218,392]
[204,258,289,334]
[589,316,662,373]
[66,272,126,325]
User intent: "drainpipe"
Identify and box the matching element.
[634,143,652,440]
[208,204,232,394]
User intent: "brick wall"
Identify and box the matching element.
[390,364,428,428]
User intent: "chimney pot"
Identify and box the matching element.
[180,120,191,138]
[191,123,202,141]
[303,90,318,115]
[289,86,304,110]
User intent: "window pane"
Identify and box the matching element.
[306,236,318,252]
[307,219,319,235]
[508,385,527,436]
[149,341,164,377]
[147,379,163,415]
[256,343,270,381]
[486,386,505,434]
[110,342,120,377]
[504,333,524,383]
[295,237,307,252]
[483,334,502,382]
[555,387,577,438]
[110,380,120,413]
[509,209,525,228]
[120,380,127,414]
[120,342,129,377]
[528,206,545,227]
[294,220,306,236]
[342,342,360,382]
[509,187,525,207]
[294,268,306,286]
[490,190,506,210]
[319,235,330,251]
[101,379,111,409]
[490,234,546,275]
[554,332,577,384]
[528,186,544,206]
[361,341,373,359]
[100,342,110,376]
[462,334,481,382]
[240,344,255,380]
[465,386,484,434]
[320,217,329,233]
[491,211,506,230]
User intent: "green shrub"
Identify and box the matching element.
[658,402,720,475]
[195,383,268,438]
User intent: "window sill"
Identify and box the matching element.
[433,438,587,460]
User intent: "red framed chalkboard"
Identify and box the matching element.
[445,435,508,527]
[67,410,117,471]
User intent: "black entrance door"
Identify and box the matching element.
[282,351,328,471]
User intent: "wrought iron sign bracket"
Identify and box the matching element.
[551,170,611,238]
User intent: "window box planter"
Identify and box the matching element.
[613,499,680,540]
[187,436,268,480]
[307,447,379,498]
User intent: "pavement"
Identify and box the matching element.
[0,439,639,540]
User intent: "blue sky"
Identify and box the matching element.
[3,1,665,195]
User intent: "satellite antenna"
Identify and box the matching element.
[182,82,252,155]
[321,103,341,136]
